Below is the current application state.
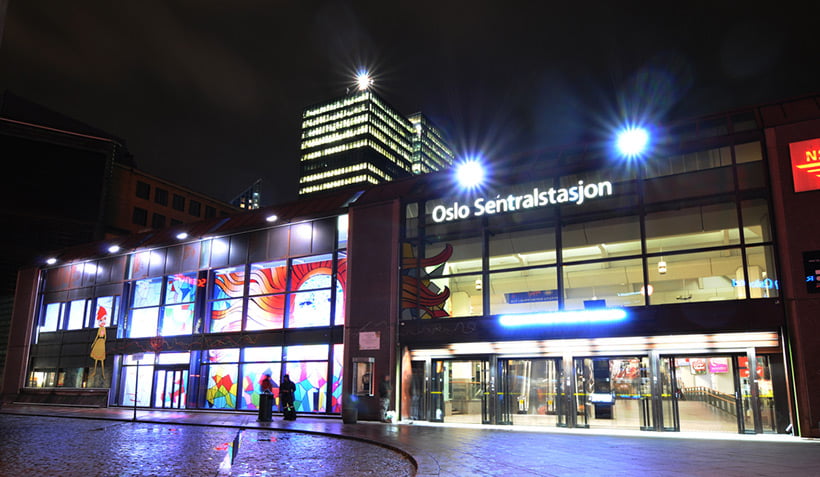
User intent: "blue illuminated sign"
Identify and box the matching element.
[498,308,628,327]
[731,278,779,290]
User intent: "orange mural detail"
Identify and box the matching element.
[401,243,452,319]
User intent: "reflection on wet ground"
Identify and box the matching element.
[0,415,414,477]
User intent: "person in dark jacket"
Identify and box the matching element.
[280,374,297,420]
[379,375,392,422]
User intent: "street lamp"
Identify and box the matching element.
[455,159,486,189]
[616,126,650,158]
[355,70,373,91]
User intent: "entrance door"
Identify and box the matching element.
[573,357,646,430]
[154,366,188,409]
[661,355,741,433]
[430,359,488,424]
[502,358,562,427]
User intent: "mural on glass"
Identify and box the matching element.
[210,267,245,333]
[205,348,239,409]
[401,243,452,319]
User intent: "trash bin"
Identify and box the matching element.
[258,392,273,422]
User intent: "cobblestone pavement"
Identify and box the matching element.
[0,415,414,477]
[2,405,820,477]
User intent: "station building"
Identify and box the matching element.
[3,93,820,437]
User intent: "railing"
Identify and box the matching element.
[682,386,736,415]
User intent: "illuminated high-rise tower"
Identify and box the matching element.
[298,73,454,196]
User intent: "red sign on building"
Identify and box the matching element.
[789,138,820,192]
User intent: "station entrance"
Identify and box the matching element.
[406,333,788,434]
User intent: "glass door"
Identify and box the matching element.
[504,358,562,427]
[659,357,680,431]
[574,357,645,430]
[154,366,188,409]
[409,361,427,420]
[666,355,741,433]
[430,359,488,424]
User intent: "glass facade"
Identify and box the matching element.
[401,141,776,319]
[28,215,348,415]
[398,137,788,435]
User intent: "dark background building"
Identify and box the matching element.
[0,92,240,384]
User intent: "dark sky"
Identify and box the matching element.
[1,1,818,206]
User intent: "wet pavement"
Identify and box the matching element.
[1,404,820,476]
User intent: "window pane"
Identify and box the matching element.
[288,289,332,327]
[161,304,195,336]
[649,249,745,305]
[206,363,238,409]
[249,260,287,295]
[735,141,762,164]
[240,363,282,411]
[429,274,483,317]
[645,203,739,254]
[744,246,779,298]
[210,299,244,333]
[290,254,334,291]
[741,199,772,244]
[284,361,328,412]
[338,214,349,248]
[331,343,344,412]
[333,276,346,326]
[94,296,116,327]
[489,267,558,315]
[208,348,240,363]
[489,226,556,270]
[133,277,163,307]
[40,303,61,333]
[157,352,190,365]
[129,307,159,338]
[166,273,198,304]
[562,216,641,262]
[563,258,645,310]
[66,299,87,330]
[426,236,482,275]
[244,347,282,362]
[284,345,328,361]
[246,294,285,330]
[213,266,246,299]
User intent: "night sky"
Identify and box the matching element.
[1,1,817,206]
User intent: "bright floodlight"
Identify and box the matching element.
[356,71,373,91]
[616,127,649,157]
[456,160,485,189]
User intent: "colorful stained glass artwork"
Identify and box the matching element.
[161,304,194,336]
[244,347,282,362]
[166,273,197,304]
[133,277,163,308]
[213,267,246,299]
[285,361,328,412]
[249,260,287,295]
[206,365,238,409]
[208,348,240,363]
[240,363,281,410]
[331,343,343,412]
[209,298,243,333]
[246,295,285,330]
[288,288,332,328]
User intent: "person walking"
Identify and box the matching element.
[379,375,392,422]
[280,374,297,420]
